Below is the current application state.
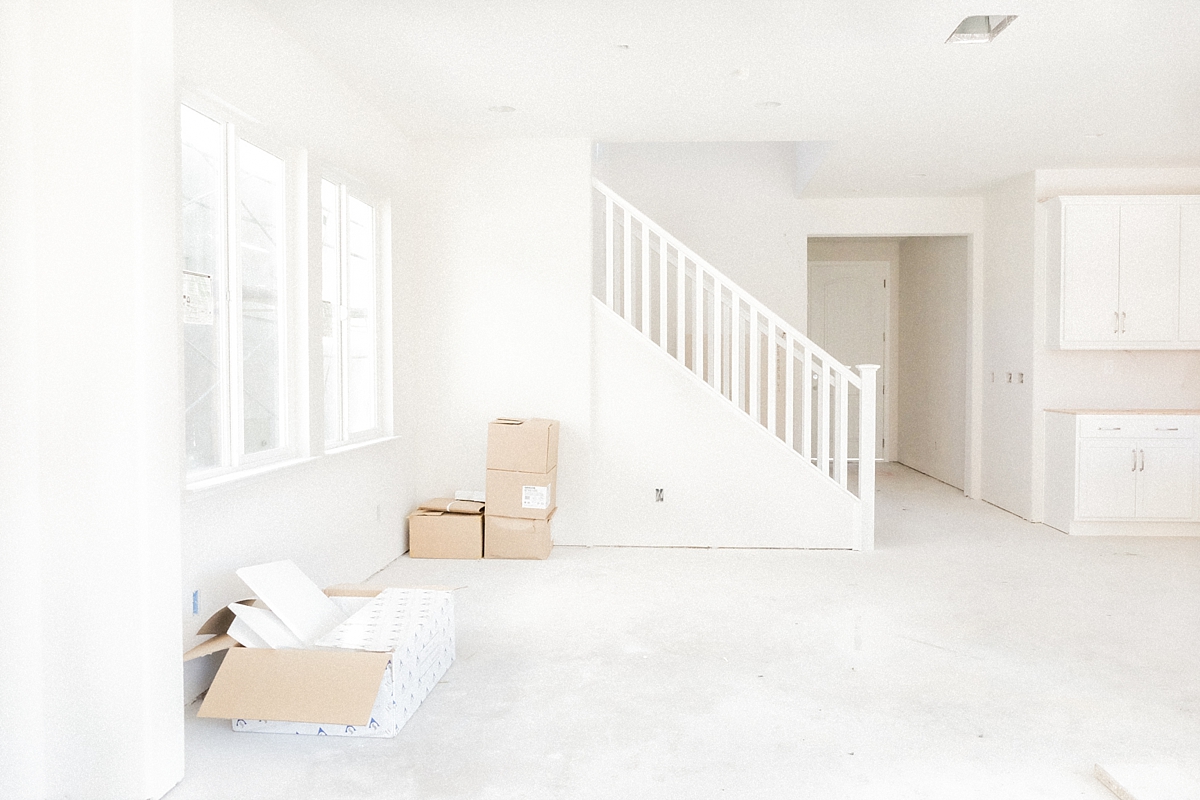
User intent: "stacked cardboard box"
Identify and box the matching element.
[408,499,485,559]
[484,418,559,559]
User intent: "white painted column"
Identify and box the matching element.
[0,3,45,798]
[0,2,184,798]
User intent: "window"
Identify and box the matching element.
[181,104,290,477]
[321,179,382,445]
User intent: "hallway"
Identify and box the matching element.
[169,464,1200,799]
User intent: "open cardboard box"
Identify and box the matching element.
[185,561,455,738]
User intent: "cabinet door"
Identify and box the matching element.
[1180,204,1200,342]
[1077,440,1138,519]
[1062,204,1120,343]
[1120,204,1180,343]
[1137,441,1196,519]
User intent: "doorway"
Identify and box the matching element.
[807,261,888,460]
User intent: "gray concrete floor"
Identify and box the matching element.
[168,463,1200,799]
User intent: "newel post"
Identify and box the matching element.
[855,365,880,551]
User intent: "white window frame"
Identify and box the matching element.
[181,96,304,484]
[317,170,392,450]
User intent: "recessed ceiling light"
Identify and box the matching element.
[488,106,516,113]
[616,44,630,50]
[756,101,782,109]
[946,15,1017,44]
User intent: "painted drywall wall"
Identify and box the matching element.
[807,238,901,461]
[401,139,594,544]
[0,4,42,798]
[177,0,414,703]
[982,173,1038,519]
[897,237,970,489]
[1031,168,1200,520]
[0,2,183,798]
[591,301,859,548]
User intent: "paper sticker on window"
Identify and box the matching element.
[522,484,550,510]
[182,271,214,325]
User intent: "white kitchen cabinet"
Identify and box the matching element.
[1045,412,1200,535]
[1047,195,1200,349]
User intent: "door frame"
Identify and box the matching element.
[807,260,895,462]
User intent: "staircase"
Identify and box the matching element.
[593,179,879,550]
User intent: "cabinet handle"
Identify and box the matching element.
[1098,426,1122,431]
[1156,427,1179,431]
[1121,312,1126,334]
[1139,448,1145,472]
[1113,312,1120,334]
[1132,448,1138,471]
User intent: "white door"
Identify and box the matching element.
[1137,441,1195,519]
[1120,204,1179,343]
[808,262,887,459]
[1077,440,1137,519]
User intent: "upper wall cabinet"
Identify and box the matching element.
[1047,195,1200,349]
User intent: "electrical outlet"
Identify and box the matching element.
[191,590,200,616]
[655,488,664,502]
[1017,372,1024,383]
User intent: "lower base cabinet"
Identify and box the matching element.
[1046,412,1200,535]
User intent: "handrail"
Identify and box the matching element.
[593,177,878,546]
[593,179,860,389]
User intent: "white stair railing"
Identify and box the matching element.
[594,179,878,548]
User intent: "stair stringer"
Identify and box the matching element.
[588,299,860,549]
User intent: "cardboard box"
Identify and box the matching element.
[408,499,484,559]
[487,418,559,473]
[484,513,554,559]
[185,562,455,738]
[485,466,556,520]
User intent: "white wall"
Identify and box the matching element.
[1030,168,1200,520]
[401,139,594,544]
[981,173,1037,519]
[176,0,415,701]
[897,237,970,489]
[0,2,183,798]
[591,303,859,548]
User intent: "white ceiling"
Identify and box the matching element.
[250,0,1200,196]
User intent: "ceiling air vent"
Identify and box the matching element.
[946,15,1017,44]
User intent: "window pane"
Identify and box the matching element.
[321,180,342,443]
[236,139,285,454]
[181,105,226,471]
[346,196,376,434]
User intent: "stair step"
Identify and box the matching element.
[1095,764,1200,800]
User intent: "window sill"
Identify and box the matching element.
[323,433,400,456]
[184,435,401,499]
[185,455,317,498]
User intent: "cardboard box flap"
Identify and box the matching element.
[198,648,392,726]
[323,584,385,598]
[183,633,239,662]
[196,598,257,636]
[418,498,484,515]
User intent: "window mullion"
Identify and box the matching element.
[339,185,351,443]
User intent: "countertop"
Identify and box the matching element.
[1045,409,1200,415]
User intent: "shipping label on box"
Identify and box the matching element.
[486,467,556,520]
[486,418,559,473]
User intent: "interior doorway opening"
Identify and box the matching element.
[808,236,970,491]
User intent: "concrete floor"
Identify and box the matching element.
[167,464,1200,799]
